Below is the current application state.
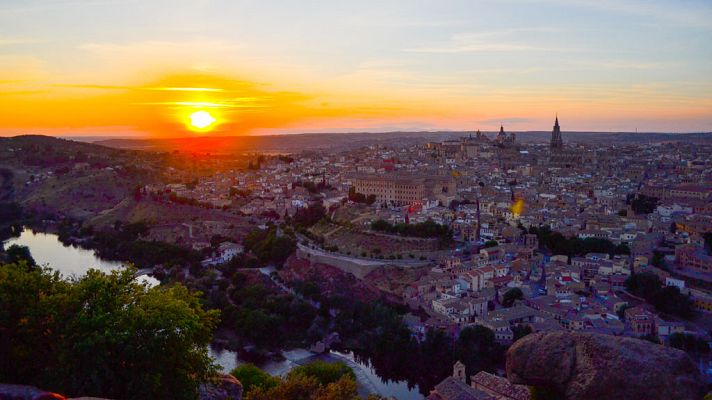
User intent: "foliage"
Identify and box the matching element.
[453,325,505,378]
[248,373,360,400]
[483,240,499,248]
[669,333,710,354]
[625,272,694,319]
[216,274,317,349]
[370,219,452,242]
[0,263,219,399]
[243,227,296,266]
[651,251,668,271]
[231,363,279,394]
[512,325,533,342]
[630,194,659,215]
[502,287,524,307]
[292,202,327,228]
[288,361,355,387]
[89,221,200,269]
[528,225,630,257]
[348,187,376,205]
[5,244,36,266]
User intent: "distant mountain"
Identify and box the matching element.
[92,130,712,154]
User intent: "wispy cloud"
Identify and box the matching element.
[403,28,566,54]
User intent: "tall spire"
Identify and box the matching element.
[551,115,563,149]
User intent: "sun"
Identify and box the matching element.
[189,110,216,130]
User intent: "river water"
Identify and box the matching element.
[4,228,422,399]
[208,346,423,399]
[2,229,159,284]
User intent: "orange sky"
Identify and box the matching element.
[1,1,711,137]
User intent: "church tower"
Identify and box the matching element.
[453,361,466,383]
[551,115,563,149]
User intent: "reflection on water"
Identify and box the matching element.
[208,346,422,400]
[3,228,159,286]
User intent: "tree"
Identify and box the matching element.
[454,325,503,377]
[669,333,710,355]
[247,369,360,400]
[5,244,36,266]
[289,361,355,386]
[630,194,659,215]
[0,263,219,399]
[512,325,533,342]
[625,273,694,319]
[502,288,524,307]
[483,240,499,248]
[231,363,279,394]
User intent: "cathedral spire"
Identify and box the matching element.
[551,115,563,149]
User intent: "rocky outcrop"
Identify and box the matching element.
[506,331,704,400]
[199,374,243,400]
[0,384,65,400]
[1,375,242,400]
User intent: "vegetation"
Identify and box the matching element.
[243,226,296,266]
[327,295,504,395]
[4,244,36,266]
[370,219,452,242]
[527,225,630,258]
[89,222,201,269]
[236,361,364,400]
[214,274,318,350]
[483,240,499,248]
[0,263,219,399]
[230,363,280,394]
[291,202,327,228]
[629,194,659,215]
[704,232,712,256]
[668,333,710,355]
[625,272,694,318]
[502,287,524,307]
[348,187,376,205]
[512,325,533,342]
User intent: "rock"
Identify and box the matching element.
[0,383,65,400]
[198,374,243,400]
[506,331,704,400]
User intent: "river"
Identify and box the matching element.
[2,228,159,285]
[4,228,422,399]
[208,346,423,399]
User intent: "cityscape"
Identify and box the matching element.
[1,1,711,400]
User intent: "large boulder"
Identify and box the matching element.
[507,332,703,400]
[506,331,704,400]
[0,384,65,400]
[198,374,243,400]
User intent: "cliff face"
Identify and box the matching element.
[506,331,704,400]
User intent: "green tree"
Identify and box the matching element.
[512,324,532,342]
[669,333,710,354]
[289,361,355,386]
[231,363,279,394]
[0,263,219,399]
[5,244,36,266]
[502,287,524,307]
[483,240,499,248]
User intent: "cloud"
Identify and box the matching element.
[403,28,566,54]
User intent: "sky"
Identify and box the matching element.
[1,0,711,137]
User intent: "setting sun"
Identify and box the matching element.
[189,110,216,130]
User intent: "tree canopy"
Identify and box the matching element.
[0,263,219,399]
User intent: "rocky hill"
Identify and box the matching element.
[506,331,705,400]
